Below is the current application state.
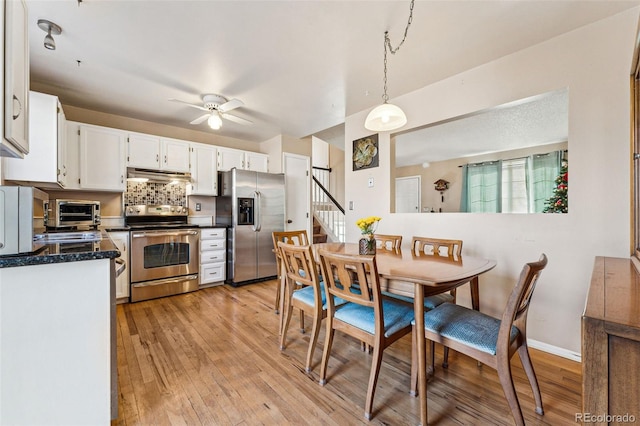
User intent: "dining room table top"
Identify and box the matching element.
[313,242,497,287]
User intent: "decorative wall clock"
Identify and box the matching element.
[352,134,379,171]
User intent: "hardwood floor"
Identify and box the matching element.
[115,280,581,425]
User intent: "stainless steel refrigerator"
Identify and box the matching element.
[215,169,285,286]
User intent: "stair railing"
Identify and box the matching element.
[312,167,345,242]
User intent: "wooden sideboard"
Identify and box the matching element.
[583,256,640,424]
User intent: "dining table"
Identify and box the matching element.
[312,242,497,426]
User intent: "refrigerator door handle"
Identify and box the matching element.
[254,190,262,232]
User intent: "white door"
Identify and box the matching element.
[283,153,310,235]
[396,176,421,213]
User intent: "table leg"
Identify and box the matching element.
[470,276,480,311]
[415,284,428,426]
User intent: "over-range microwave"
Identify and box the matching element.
[46,199,101,229]
[0,186,49,256]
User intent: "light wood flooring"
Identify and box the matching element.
[115,280,582,425]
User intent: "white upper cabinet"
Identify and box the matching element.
[79,124,126,191]
[189,143,217,196]
[161,138,191,172]
[217,146,268,172]
[1,0,29,158]
[127,134,190,173]
[3,91,67,188]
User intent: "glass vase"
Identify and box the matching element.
[359,234,376,255]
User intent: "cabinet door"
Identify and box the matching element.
[79,125,126,191]
[2,0,29,158]
[190,144,217,195]
[64,121,81,190]
[108,232,130,300]
[246,152,269,172]
[56,99,67,187]
[217,147,245,171]
[127,133,160,169]
[161,138,191,172]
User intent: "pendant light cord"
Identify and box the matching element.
[382,0,415,103]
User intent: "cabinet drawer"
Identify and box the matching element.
[200,250,225,264]
[200,239,225,250]
[201,228,225,240]
[200,263,225,284]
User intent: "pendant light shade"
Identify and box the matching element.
[364,102,407,132]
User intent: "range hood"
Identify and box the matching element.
[126,168,192,184]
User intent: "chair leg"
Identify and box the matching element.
[319,321,335,386]
[518,344,544,415]
[496,357,526,426]
[279,300,295,350]
[430,341,436,371]
[364,342,384,420]
[305,311,322,373]
[442,346,449,368]
[299,308,305,333]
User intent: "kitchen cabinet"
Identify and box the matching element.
[199,227,226,287]
[217,146,268,172]
[3,91,67,187]
[189,143,217,196]
[79,124,126,191]
[108,231,130,301]
[127,133,190,173]
[64,121,81,190]
[1,0,29,158]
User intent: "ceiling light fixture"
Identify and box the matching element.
[207,113,223,130]
[37,19,62,50]
[364,0,415,132]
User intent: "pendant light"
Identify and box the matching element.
[365,0,415,132]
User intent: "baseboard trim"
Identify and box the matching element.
[528,339,581,362]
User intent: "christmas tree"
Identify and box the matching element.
[543,162,568,213]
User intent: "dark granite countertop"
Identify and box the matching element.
[0,231,120,269]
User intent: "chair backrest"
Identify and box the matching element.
[317,249,382,311]
[277,241,321,295]
[499,254,548,348]
[374,234,402,252]
[411,237,462,257]
[272,230,309,250]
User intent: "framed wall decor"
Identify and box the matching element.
[352,134,379,171]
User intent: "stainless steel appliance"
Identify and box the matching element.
[126,205,199,302]
[0,186,48,256]
[46,199,101,229]
[215,169,284,286]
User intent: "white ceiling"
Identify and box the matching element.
[26,0,640,148]
[394,88,569,167]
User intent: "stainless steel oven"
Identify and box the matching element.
[127,205,199,303]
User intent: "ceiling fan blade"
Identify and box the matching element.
[190,114,210,125]
[169,98,209,112]
[218,98,244,113]
[221,112,252,125]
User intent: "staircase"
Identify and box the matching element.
[313,217,327,243]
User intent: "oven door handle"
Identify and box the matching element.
[131,275,199,288]
[253,190,262,232]
[131,230,198,238]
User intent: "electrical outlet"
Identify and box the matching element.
[195,203,201,212]
[368,177,374,188]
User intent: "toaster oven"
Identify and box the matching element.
[46,199,101,229]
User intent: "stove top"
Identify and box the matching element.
[125,204,192,230]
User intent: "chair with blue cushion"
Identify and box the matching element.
[412,254,548,426]
[272,230,309,317]
[278,241,344,373]
[317,249,415,420]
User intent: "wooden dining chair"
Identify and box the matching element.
[412,254,548,426]
[271,230,309,315]
[277,241,346,372]
[374,234,402,252]
[317,249,415,420]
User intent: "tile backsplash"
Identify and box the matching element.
[124,182,186,206]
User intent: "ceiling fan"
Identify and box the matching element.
[169,94,252,129]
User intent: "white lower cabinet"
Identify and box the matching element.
[199,228,226,287]
[108,231,130,300]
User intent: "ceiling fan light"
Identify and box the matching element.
[207,113,222,130]
[364,103,407,132]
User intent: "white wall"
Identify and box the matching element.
[344,8,639,357]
